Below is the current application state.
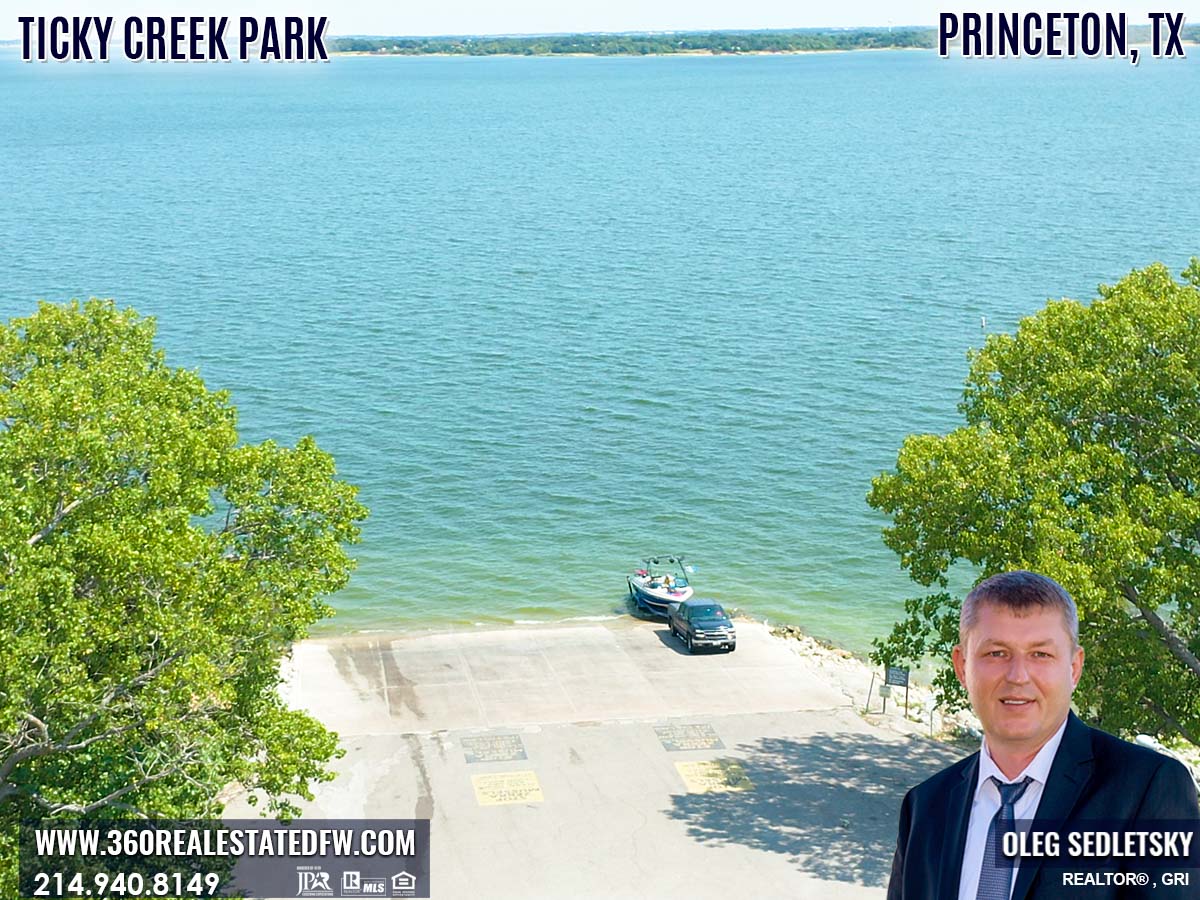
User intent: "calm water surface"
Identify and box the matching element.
[2,50,1197,652]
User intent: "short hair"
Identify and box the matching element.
[959,571,1079,648]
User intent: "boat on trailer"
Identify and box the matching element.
[627,555,694,615]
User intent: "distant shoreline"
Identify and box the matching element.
[332,46,930,58]
[328,26,934,58]
[330,42,1198,58]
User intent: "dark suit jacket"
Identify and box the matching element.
[887,712,1200,899]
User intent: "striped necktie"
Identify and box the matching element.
[975,775,1033,900]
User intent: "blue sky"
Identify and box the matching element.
[4,3,1196,42]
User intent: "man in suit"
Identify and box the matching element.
[887,571,1199,899]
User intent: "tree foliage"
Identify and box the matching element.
[0,300,367,894]
[868,262,1200,746]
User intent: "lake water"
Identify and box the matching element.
[2,49,1196,653]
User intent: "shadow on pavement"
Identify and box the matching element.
[664,731,962,886]
[652,627,693,655]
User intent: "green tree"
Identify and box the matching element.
[868,262,1200,746]
[0,300,367,893]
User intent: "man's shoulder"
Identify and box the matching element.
[1062,715,1199,819]
[1085,723,1148,757]
[904,748,978,803]
[1077,719,1195,785]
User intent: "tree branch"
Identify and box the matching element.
[1,719,144,786]
[26,495,88,547]
[1119,582,1200,681]
[1086,413,1200,456]
[28,767,180,815]
[0,653,183,785]
[23,713,50,744]
[2,705,217,814]
[61,652,183,744]
[25,468,149,548]
[1141,697,1200,748]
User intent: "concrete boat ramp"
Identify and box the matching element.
[225,617,961,899]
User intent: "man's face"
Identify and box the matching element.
[952,601,1084,758]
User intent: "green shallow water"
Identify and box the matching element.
[2,50,1197,654]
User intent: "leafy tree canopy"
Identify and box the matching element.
[0,300,367,893]
[868,261,1200,746]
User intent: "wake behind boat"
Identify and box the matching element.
[627,555,694,616]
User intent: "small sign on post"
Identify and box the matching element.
[885,666,911,718]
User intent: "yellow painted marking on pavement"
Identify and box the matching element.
[674,759,755,793]
[472,770,544,806]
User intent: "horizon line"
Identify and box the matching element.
[0,23,932,45]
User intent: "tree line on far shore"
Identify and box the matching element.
[330,28,934,55]
[329,24,1200,56]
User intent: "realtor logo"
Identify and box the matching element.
[342,872,385,896]
[390,871,417,897]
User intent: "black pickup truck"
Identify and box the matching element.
[667,598,736,653]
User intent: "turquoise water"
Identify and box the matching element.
[2,50,1197,654]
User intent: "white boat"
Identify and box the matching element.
[627,555,694,615]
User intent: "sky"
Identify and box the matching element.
[3,2,1198,42]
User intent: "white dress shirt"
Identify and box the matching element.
[957,716,1069,900]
